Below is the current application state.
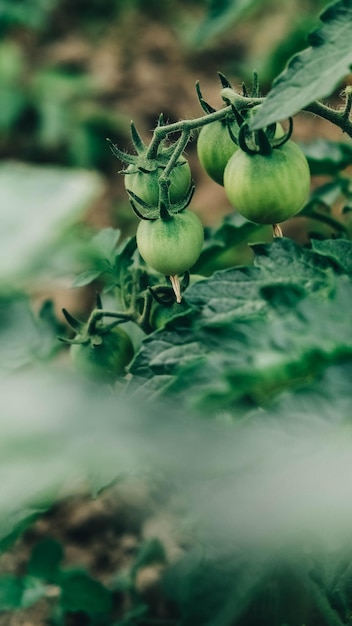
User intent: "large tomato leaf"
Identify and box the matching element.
[128,238,352,409]
[250,0,352,129]
[312,238,352,273]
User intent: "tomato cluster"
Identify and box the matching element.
[62,75,313,386]
[197,111,310,225]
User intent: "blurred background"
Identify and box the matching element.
[0,0,339,221]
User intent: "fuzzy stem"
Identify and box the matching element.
[87,309,134,335]
[273,224,283,238]
[169,275,182,303]
[220,88,352,139]
[342,87,352,122]
[138,290,154,333]
[145,88,352,165]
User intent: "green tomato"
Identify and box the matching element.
[223,140,311,224]
[124,157,191,206]
[197,119,239,186]
[136,210,204,276]
[70,326,134,384]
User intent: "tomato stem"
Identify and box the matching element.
[138,290,154,333]
[272,224,283,238]
[169,275,182,303]
[220,89,352,139]
[87,309,135,335]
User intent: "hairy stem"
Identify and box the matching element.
[221,88,352,138]
[87,310,134,335]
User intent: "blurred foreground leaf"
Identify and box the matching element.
[0,162,105,290]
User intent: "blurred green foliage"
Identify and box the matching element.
[0,2,351,624]
[0,0,338,171]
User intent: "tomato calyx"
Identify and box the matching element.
[238,117,293,156]
[196,76,243,146]
[59,293,134,347]
[107,120,193,217]
[128,181,195,221]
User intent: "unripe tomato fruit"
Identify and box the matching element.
[136,210,204,276]
[124,157,191,206]
[70,326,134,384]
[223,140,310,224]
[197,120,239,186]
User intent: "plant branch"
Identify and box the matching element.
[87,309,135,335]
[220,88,352,139]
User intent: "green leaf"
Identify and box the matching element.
[128,239,351,409]
[71,228,122,288]
[188,237,335,325]
[0,161,105,290]
[251,0,352,129]
[311,238,352,274]
[0,294,64,374]
[192,213,270,275]
[71,264,109,288]
[60,569,113,615]
[91,227,121,262]
[171,278,352,411]
[301,139,352,176]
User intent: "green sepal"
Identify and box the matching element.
[130,120,145,153]
[62,308,84,333]
[195,80,216,114]
[106,138,135,165]
[217,72,232,89]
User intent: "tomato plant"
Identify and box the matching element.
[223,139,311,224]
[2,1,352,625]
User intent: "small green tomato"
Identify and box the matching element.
[70,326,134,384]
[136,210,204,277]
[223,140,311,225]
